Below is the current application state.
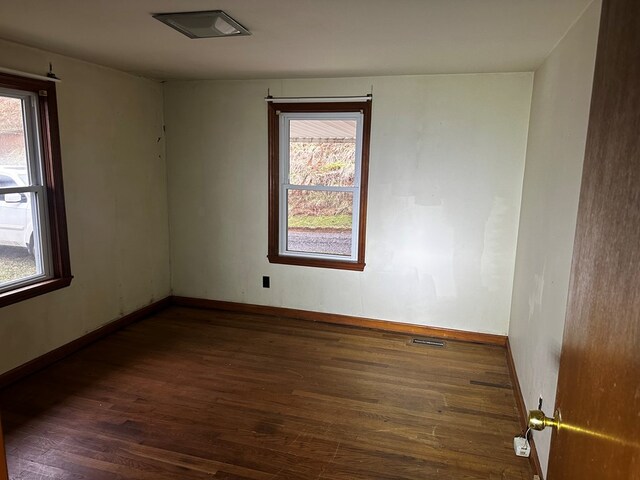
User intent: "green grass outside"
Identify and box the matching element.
[288,214,352,229]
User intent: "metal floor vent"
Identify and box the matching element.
[411,337,446,348]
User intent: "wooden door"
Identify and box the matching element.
[547,0,640,478]
[0,415,8,480]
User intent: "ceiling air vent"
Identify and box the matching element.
[153,10,251,38]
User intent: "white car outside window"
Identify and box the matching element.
[0,166,34,254]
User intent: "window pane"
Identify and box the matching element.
[0,191,41,288]
[287,189,353,256]
[0,95,28,172]
[289,119,356,187]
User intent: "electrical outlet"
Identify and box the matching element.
[514,436,531,457]
[262,276,270,288]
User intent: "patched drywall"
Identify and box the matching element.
[164,73,533,335]
[0,39,171,375]
[508,0,601,474]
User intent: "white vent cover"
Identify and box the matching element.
[153,10,251,38]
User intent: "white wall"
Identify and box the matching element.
[508,1,601,474]
[165,73,532,335]
[0,40,171,375]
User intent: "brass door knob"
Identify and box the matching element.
[528,409,561,431]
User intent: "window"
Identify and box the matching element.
[268,101,371,270]
[0,72,71,307]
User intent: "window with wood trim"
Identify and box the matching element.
[268,101,371,270]
[0,72,71,307]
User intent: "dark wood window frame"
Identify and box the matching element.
[0,72,72,308]
[267,101,371,271]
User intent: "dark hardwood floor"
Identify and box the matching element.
[0,306,532,479]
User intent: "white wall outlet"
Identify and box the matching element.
[514,436,531,457]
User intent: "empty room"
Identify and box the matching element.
[0,0,638,479]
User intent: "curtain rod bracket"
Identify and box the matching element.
[46,63,61,81]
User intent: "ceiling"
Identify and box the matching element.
[0,0,593,81]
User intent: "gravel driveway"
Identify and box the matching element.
[288,230,351,256]
[0,245,36,284]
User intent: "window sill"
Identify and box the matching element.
[0,276,73,308]
[268,254,365,271]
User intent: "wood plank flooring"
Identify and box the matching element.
[0,306,532,479]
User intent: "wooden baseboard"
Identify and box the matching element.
[0,297,171,390]
[506,338,544,478]
[170,296,507,346]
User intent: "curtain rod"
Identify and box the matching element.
[0,66,62,83]
[265,94,372,103]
